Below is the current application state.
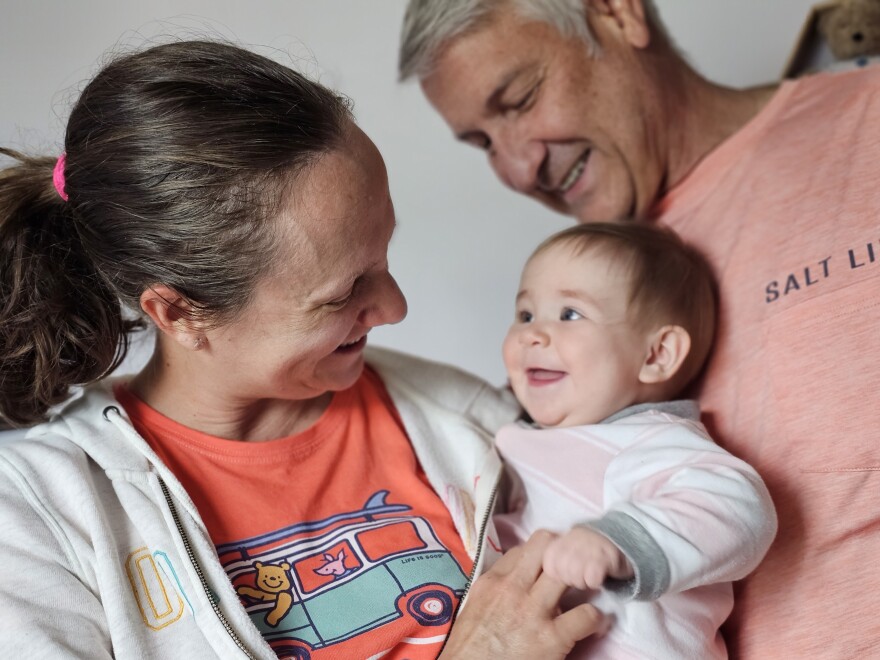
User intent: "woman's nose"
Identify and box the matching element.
[360,271,407,328]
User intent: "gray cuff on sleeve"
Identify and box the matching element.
[586,511,670,601]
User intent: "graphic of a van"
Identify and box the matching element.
[218,491,468,659]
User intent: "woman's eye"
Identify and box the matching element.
[326,288,356,309]
[517,310,533,323]
[325,277,367,309]
[561,308,583,321]
[326,295,352,309]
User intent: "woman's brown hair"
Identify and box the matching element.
[0,41,352,426]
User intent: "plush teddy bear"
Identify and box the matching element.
[818,0,880,62]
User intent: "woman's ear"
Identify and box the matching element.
[139,285,208,352]
[639,325,691,385]
[587,0,652,49]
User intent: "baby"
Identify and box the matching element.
[494,222,777,659]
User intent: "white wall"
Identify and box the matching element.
[0,0,817,386]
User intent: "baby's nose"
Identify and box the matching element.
[521,324,551,346]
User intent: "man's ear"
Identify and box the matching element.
[139,285,208,352]
[639,325,691,385]
[587,0,652,49]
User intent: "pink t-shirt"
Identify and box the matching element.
[653,67,880,657]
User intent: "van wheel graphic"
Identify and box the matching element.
[407,588,454,626]
[273,644,311,660]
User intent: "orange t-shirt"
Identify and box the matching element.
[116,367,473,660]
[653,67,880,657]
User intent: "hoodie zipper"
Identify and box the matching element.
[158,477,257,660]
[438,484,499,655]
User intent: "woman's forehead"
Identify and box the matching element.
[265,132,394,290]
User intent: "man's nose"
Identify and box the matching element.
[490,131,546,194]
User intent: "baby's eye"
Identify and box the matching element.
[560,308,583,321]
[517,310,533,323]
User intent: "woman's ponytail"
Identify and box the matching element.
[0,148,139,426]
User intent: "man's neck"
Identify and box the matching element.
[659,63,778,195]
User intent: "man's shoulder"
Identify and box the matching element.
[801,65,880,89]
[785,67,880,114]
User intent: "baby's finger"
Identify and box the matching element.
[584,565,606,590]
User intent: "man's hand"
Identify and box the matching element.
[542,526,634,591]
[440,530,606,659]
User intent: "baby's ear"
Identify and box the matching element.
[638,325,691,385]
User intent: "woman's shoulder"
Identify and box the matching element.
[0,427,95,514]
[365,346,521,429]
[366,345,490,386]
[0,380,141,486]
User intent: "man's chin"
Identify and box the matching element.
[574,195,638,223]
[538,195,627,224]
[531,189,638,225]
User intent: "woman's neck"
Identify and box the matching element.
[128,345,333,442]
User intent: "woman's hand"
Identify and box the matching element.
[440,530,606,659]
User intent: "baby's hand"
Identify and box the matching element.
[542,527,634,591]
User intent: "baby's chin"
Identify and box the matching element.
[528,408,604,428]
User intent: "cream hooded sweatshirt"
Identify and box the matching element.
[0,348,519,659]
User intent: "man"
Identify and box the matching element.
[399,0,880,657]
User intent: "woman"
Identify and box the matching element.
[0,41,602,658]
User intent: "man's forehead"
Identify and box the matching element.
[422,26,541,122]
[432,13,540,74]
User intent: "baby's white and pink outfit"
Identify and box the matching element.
[494,401,776,659]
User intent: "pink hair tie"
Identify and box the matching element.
[52,153,69,201]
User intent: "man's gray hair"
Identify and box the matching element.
[398,0,664,81]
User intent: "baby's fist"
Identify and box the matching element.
[542,526,633,591]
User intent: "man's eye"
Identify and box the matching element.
[511,86,537,110]
[507,80,542,112]
[561,308,583,321]
[517,310,533,323]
